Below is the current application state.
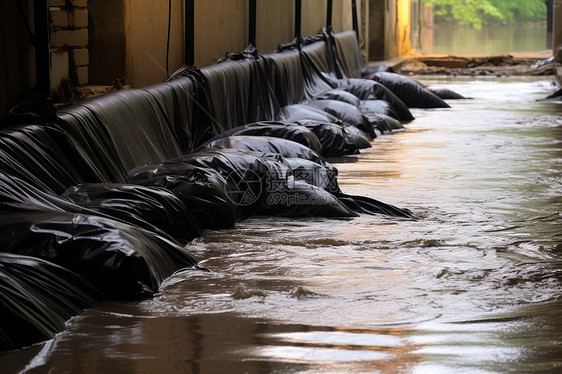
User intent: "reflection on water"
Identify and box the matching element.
[416,24,548,56]
[1,77,562,373]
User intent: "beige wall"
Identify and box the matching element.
[255,0,294,53]
[332,0,354,33]
[194,0,248,66]
[121,0,363,87]
[124,0,184,88]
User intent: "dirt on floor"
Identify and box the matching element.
[393,54,557,77]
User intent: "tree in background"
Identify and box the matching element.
[426,0,547,29]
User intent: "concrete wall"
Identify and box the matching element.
[368,0,411,60]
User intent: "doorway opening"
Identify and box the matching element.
[410,0,550,56]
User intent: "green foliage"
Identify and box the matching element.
[426,0,547,28]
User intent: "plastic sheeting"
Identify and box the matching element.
[63,183,201,244]
[338,78,415,123]
[265,48,334,107]
[0,28,426,351]
[127,163,239,229]
[160,147,356,219]
[315,89,361,106]
[0,124,84,194]
[294,119,371,156]
[428,87,467,100]
[0,209,199,299]
[372,72,450,109]
[332,30,365,79]
[0,253,101,351]
[198,135,328,167]
[204,121,323,155]
[259,179,357,218]
[306,100,375,139]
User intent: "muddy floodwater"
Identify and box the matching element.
[2,77,562,373]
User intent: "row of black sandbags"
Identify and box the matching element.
[0,30,466,352]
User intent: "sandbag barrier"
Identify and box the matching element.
[0,29,464,351]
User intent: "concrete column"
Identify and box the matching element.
[368,0,385,61]
[554,0,562,56]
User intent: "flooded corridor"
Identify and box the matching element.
[2,77,562,373]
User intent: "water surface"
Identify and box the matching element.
[2,77,562,373]
[414,23,548,56]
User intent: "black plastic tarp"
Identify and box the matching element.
[63,183,201,244]
[127,162,239,229]
[203,121,323,155]
[372,72,451,109]
[338,78,415,123]
[294,119,371,156]
[0,209,199,299]
[0,252,101,351]
[306,100,375,139]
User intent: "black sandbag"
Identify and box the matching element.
[0,124,84,195]
[372,72,450,109]
[164,147,355,220]
[0,171,84,212]
[159,148,291,220]
[363,113,404,134]
[280,104,341,124]
[63,183,201,244]
[358,100,403,133]
[295,119,372,156]
[306,100,376,139]
[428,87,466,100]
[0,210,200,299]
[198,135,328,167]
[0,253,101,351]
[259,179,357,218]
[361,65,395,77]
[540,88,562,102]
[358,99,400,122]
[284,158,340,194]
[337,193,413,218]
[339,79,415,123]
[280,156,412,218]
[127,163,239,229]
[0,171,199,245]
[205,121,323,155]
[314,89,361,107]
